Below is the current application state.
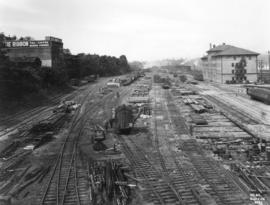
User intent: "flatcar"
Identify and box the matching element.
[246,87,270,104]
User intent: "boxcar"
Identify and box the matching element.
[114,105,134,134]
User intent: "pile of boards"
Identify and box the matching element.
[190,114,207,125]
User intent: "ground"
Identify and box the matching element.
[0,71,269,205]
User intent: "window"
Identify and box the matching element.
[232,63,234,67]
[232,70,234,74]
[244,76,247,80]
[232,77,235,81]
[244,69,247,74]
[248,56,251,60]
[233,56,236,60]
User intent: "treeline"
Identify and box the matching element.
[0,32,131,102]
[64,53,130,78]
[0,52,68,101]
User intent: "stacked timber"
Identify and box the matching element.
[180,89,196,95]
[190,104,206,113]
[183,98,199,105]
[200,101,213,109]
[128,96,150,104]
[190,114,208,125]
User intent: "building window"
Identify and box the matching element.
[233,56,236,60]
[232,63,234,67]
[248,56,251,60]
[232,77,235,81]
[244,76,247,80]
[232,70,234,74]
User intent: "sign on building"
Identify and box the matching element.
[4,40,50,48]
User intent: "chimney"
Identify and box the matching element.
[223,42,226,45]
[213,44,216,48]
[210,43,212,49]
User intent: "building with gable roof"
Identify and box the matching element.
[201,43,259,83]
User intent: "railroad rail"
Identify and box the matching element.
[119,135,185,205]
[39,84,112,205]
[0,83,98,138]
[152,87,200,205]
[165,90,251,205]
[0,93,64,125]
[118,85,199,205]
[204,95,258,125]
[0,78,131,204]
[39,90,95,205]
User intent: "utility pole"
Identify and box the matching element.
[268,50,270,70]
[256,60,264,83]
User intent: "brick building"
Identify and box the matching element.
[2,36,63,68]
[201,44,259,83]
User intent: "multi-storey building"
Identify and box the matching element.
[201,44,259,83]
[2,36,63,68]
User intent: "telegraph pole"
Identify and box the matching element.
[256,59,264,83]
[268,50,270,70]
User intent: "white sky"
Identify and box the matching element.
[0,0,270,61]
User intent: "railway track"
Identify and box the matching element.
[0,83,98,138]
[119,136,183,205]
[39,90,95,205]
[39,102,96,205]
[118,86,198,205]
[0,79,98,126]
[39,83,119,205]
[165,90,251,205]
[151,87,200,205]
[204,95,259,125]
[0,92,70,128]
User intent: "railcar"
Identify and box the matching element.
[113,104,143,134]
[247,87,270,104]
[114,104,134,134]
[121,72,141,86]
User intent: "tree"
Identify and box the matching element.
[129,61,144,70]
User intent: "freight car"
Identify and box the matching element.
[114,104,134,134]
[111,104,142,134]
[121,72,141,86]
[247,87,270,104]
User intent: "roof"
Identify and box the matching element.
[201,55,208,60]
[207,44,259,57]
[207,44,231,52]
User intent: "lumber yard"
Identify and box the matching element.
[1,67,270,205]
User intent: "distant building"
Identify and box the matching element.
[258,70,270,83]
[201,43,259,83]
[163,65,191,73]
[1,36,63,67]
